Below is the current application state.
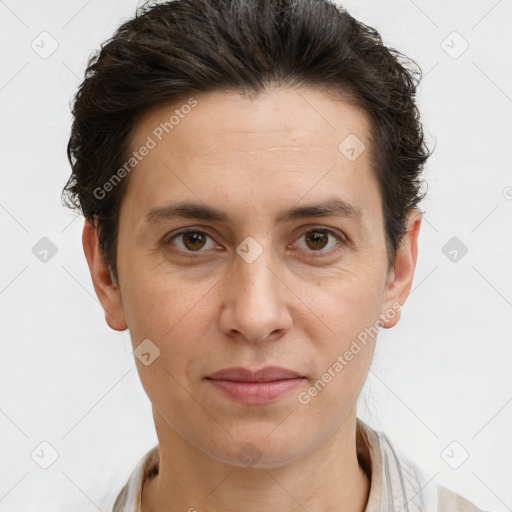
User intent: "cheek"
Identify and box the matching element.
[124,271,218,367]
[121,261,202,336]
[126,288,209,409]
[296,267,381,398]
[298,263,384,341]
[297,307,377,426]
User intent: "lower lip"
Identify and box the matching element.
[206,378,305,405]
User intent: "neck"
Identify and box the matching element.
[141,412,371,512]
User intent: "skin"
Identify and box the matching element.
[83,86,421,512]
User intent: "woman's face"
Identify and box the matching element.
[93,87,418,468]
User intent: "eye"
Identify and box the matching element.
[164,226,346,256]
[293,228,345,254]
[165,228,217,252]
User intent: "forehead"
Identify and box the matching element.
[121,86,379,230]
[132,86,368,150]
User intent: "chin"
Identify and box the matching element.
[202,430,313,470]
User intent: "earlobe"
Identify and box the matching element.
[82,219,128,331]
[379,208,422,329]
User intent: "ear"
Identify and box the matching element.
[82,219,127,331]
[379,208,422,329]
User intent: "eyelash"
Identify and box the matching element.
[164,227,346,257]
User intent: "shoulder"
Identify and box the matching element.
[357,419,490,512]
[437,484,488,512]
[112,445,159,512]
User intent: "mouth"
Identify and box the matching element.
[206,365,304,382]
[205,366,306,405]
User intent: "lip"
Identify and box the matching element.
[206,366,304,382]
[205,366,306,405]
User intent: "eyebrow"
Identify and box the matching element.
[144,197,363,225]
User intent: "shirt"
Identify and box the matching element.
[112,418,486,512]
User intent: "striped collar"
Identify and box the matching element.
[112,418,479,512]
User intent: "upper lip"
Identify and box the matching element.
[206,366,304,382]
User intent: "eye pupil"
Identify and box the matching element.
[183,232,206,250]
[305,231,328,250]
[170,228,340,255]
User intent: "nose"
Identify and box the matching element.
[217,244,293,343]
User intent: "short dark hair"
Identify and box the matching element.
[62,0,432,285]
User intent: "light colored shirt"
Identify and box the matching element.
[113,418,486,512]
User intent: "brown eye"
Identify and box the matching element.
[167,229,216,252]
[295,228,344,254]
[305,231,329,250]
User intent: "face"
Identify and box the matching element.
[84,86,421,468]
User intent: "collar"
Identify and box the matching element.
[112,418,439,512]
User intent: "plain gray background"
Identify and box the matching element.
[1,0,511,510]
